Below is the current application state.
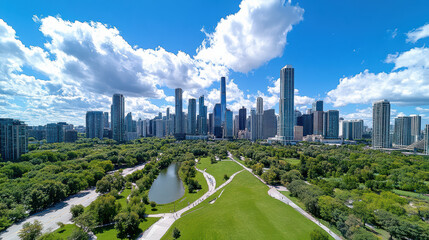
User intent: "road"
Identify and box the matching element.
[139,166,243,240]
[0,163,147,240]
[228,152,342,240]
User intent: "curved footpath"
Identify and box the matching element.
[139,166,243,240]
[228,152,342,240]
[0,163,147,240]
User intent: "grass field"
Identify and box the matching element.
[146,170,208,214]
[393,189,429,201]
[161,171,332,240]
[117,187,132,208]
[283,158,300,165]
[51,224,79,239]
[197,157,243,188]
[94,217,160,240]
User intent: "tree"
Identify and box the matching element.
[115,211,140,239]
[70,204,84,219]
[74,211,97,232]
[223,174,229,180]
[150,201,157,210]
[310,229,329,240]
[173,227,181,239]
[67,228,89,240]
[89,194,121,224]
[18,220,43,240]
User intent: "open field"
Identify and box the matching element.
[146,170,208,214]
[283,158,300,165]
[50,224,79,239]
[161,171,331,240]
[197,157,243,188]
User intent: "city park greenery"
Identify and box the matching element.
[0,137,428,239]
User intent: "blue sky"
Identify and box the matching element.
[1,0,429,127]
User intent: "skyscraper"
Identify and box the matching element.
[226,109,233,138]
[312,100,323,112]
[279,65,294,142]
[250,109,258,141]
[221,77,227,127]
[103,112,109,129]
[0,118,28,161]
[198,96,207,135]
[175,88,183,134]
[425,125,429,155]
[86,111,104,139]
[394,116,412,146]
[125,112,134,133]
[297,114,313,136]
[256,97,264,139]
[208,113,213,135]
[46,123,67,143]
[213,103,222,138]
[187,98,197,135]
[323,110,339,139]
[411,115,421,143]
[342,120,364,140]
[239,107,247,131]
[262,109,277,139]
[373,100,391,148]
[256,97,263,115]
[111,93,125,142]
[313,111,324,135]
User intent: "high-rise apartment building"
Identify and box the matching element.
[86,111,104,139]
[175,88,184,135]
[226,109,233,138]
[187,98,196,135]
[250,109,257,141]
[0,118,28,161]
[239,107,247,131]
[411,115,421,143]
[323,110,339,139]
[394,116,412,146]
[262,109,277,139]
[425,125,429,155]
[313,111,324,135]
[198,96,207,135]
[342,120,364,140]
[221,77,227,127]
[372,100,391,148]
[279,65,294,141]
[46,123,66,143]
[256,97,264,139]
[103,112,109,129]
[111,94,125,142]
[125,112,135,133]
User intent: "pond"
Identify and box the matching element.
[148,162,185,204]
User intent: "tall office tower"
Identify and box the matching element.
[221,77,227,127]
[111,93,125,142]
[166,108,170,120]
[250,109,258,141]
[187,98,197,135]
[226,109,233,138]
[256,97,264,139]
[208,113,213,134]
[0,118,28,161]
[156,119,165,138]
[294,110,302,126]
[372,100,391,148]
[425,125,429,155]
[198,96,207,135]
[411,115,421,143]
[279,65,294,141]
[262,109,277,139]
[239,106,247,130]
[86,111,104,139]
[313,111,324,135]
[394,116,412,146]
[233,115,239,138]
[323,110,339,139]
[125,112,134,132]
[256,97,263,114]
[312,100,323,112]
[103,112,109,129]
[297,114,314,136]
[175,88,183,134]
[213,104,222,138]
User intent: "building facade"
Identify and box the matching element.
[86,111,104,139]
[0,118,28,161]
[111,94,125,142]
[175,88,184,135]
[279,65,295,141]
[373,100,391,148]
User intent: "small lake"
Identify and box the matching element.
[148,162,185,204]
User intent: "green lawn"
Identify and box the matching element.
[197,157,243,188]
[283,158,300,165]
[146,170,208,214]
[393,189,429,201]
[161,171,332,240]
[117,188,132,208]
[51,224,79,239]
[94,217,160,240]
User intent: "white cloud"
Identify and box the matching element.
[196,0,303,73]
[407,23,429,43]
[326,46,429,107]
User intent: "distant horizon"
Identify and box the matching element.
[1,0,429,128]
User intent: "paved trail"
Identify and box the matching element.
[0,163,147,240]
[228,152,342,240]
[139,166,243,240]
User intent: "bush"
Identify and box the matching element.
[70,205,84,219]
[173,227,181,239]
[310,229,329,240]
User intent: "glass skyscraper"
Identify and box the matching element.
[187,98,196,135]
[279,65,294,142]
[213,103,222,138]
[372,99,391,148]
[111,94,125,142]
[221,77,226,127]
[199,95,207,135]
[86,111,104,139]
[175,88,183,134]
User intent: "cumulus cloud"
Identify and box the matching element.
[196,0,303,73]
[326,46,429,107]
[407,23,429,43]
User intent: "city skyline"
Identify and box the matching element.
[1,0,429,127]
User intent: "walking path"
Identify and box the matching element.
[228,152,342,240]
[0,163,147,240]
[139,167,243,240]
